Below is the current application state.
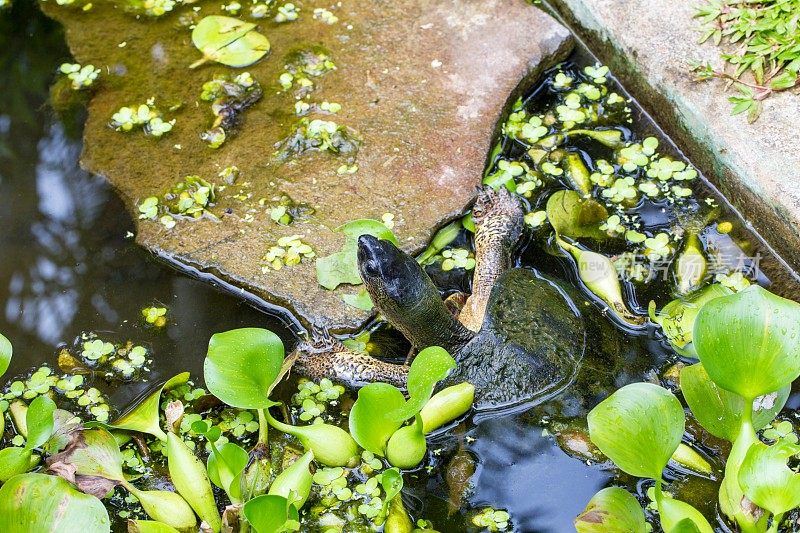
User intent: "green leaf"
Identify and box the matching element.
[417,220,462,265]
[655,489,714,533]
[381,467,403,504]
[349,383,406,456]
[342,288,373,311]
[166,432,221,531]
[574,487,647,533]
[681,363,789,442]
[0,333,12,379]
[315,219,398,290]
[386,418,427,469]
[24,395,56,450]
[207,441,249,503]
[266,411,358,467]
[242,494,299,533]
[0,473,110,533]
[47,428,125,486]
[694,285,800,401]
[388,346,456,422]
[190,16,270,68]
[649,283,732,350]
[546,190,609,241]
[0,448,35,482]
[268,450,313,509]
[128,520,180,533]
[588,383,685,479]
[739,441,800,516]
[204,328,284,409]
[106,372,189,441]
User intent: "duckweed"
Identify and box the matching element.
[471,507,511,531]
[58,63,99,90]
[313,7,338,24]
[278,49,337,96]
[275,2,298,22]
[141,306,167,327]
[109,101,174,138]
[262,235,316,272]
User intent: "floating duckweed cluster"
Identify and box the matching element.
[278,49,337,95]
[313,7,338,24]
[264,193,315,226]
[471,507,511,532]
[279,118,359,158]
[199,72,262,149]
[109,100,175,138]
[69,334,152,381]
[291,378,345,423]
[262,234,316,272]
[58,63,100,90]
[422,247,476,272]
[127,0,179,17]
[275,2,298,22]
[141,306,167,328]
[138,175,218,230]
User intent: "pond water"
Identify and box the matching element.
[2,2,799,532]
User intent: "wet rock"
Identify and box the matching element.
[41,0,573,331]
[550,0,800,275]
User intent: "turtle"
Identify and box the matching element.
[294,186,587,410]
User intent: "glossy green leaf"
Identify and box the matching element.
[417,220,462,265]
[107,372,189,441]
[0,473,110,533]
[739,441,800,516]
[419,382,475,434]
[389,346,456,422]
[0,448,35,482]
[25,395,56,450]
[574,487,647,533]
[588,383,685,479]
[381,467,403,504]
[655,490,714,533]
[242,494,299,533]
[349,383,406,456]
[207,441,249,503]
[167,432,221,532]
[0,332,12,379]
[316,219,398,290]
[204,328,284,409]
[694,285,800,401]
[190,16,270,69]
[266,411,358,467]
[649,284,732,350]
[681,363,789,442]
[268,450,313,509]
[546,190,609,240]
[128,520,180,533]
[387,418,426,469]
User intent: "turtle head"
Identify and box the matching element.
[357,235,428,316]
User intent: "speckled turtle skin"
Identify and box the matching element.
[294,187,586,410]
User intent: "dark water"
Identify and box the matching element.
[1,2,798,532]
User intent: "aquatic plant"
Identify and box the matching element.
[58,63,99,90]
[693,0,800,122]
[581,285,800,532]
[190,16,271,69]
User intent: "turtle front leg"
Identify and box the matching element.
[292,341,408,389]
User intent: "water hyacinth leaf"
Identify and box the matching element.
[128,520,180,533]
[680,363,789,442]
[381,467,404,504]
[47,428,125,490]
[204,328,284,409]
[574,487,647,533]
[655,492,713,533]
[166,432,221,532]
[419,382,475,434]
[190,16,270,69]
[739,441,800,516]
[207,441,249,503]
[242,494,299,533]
[587,383,684,479]
[268,450,313,509]
[25,395,57,450]
[350,383,406,455]
[386,418,427,469]
[125,488,197,531]
[316,219,398,290]
[384,494,414,532]
[0,473,111,533]
[0,448,35,482]
[694,285,800,401]
[389,346,456,422]
[565,153,593,195]
[649,284,731,351]
[546,190,609,241]
[0,332,12,378]
[265,411,358,467]
[417,220,462,265]
[107,372,189,441]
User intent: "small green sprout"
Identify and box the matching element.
[472,508,511,531]
[141,306,167,327]
[524,210,547,228]
[59,63,100,90]
[262,235,315,271]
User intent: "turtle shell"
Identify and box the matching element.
[445,268,586,410]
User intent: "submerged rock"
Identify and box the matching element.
[41,0,573,330]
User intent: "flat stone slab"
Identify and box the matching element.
[550,0,800,273]
[42,0,572,331]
